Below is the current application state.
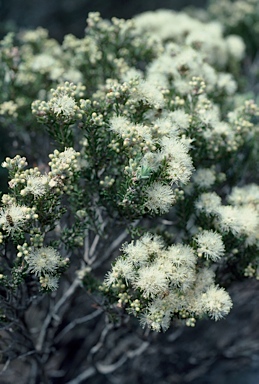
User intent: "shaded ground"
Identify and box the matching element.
[84,278,259,384]
[0,278,259,383]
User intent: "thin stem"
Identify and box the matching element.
[54,308,102,343]
[36,278,81,352]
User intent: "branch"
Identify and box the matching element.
[66,367,96,384]
[36,278,81,352]
[67,339,149,383]
[96,340,149,374]
[88,322,114,358]
[54,308,102,343]
[92,220,140,269]
[83,232,101,265]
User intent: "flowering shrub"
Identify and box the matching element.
[0,6,258,382]
[208,0,259,57]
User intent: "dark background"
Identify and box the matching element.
[0,0,207,40]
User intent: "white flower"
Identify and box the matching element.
[134,264,168,298]
[217,73,237,95]
[49,147,81,177]
[105,258,134,285]
[1,155,28,171]
[198,105,220,126]
[217,205,258,237]
[21,175,49,197]
[62,69,83,83]
[201,63,217,91]
[121,68,143,82]
[27,247,61,276]
[139,233,165,257]
[193,268,216,294]
[122,240,150,267]
[226,35,245,61]
[109,115,130,136]
[174,78,192,95]
[161,137,194,184]
[192,168,216,189]
[169,110,190,131]
[40,275,59,290]
[165,244,196,268]
[140,152,163,173]
[154,117,179,137]
[140,299,171,332]
[170,264,196,291]
[201,285,233,320]
[0,100,18,118]
[211,121,234,138]
[51,94,77,117]
[159,245,197,291]
[31,54,57,73]
[131,79,165,109]
[195,192,221,216]
[146,72,169,90]
[0,204,28,235]
[195,230,225,261]
[228,184,259,207]
[167,157,194,184]
[145,182,175,214]
[123,233,164,268]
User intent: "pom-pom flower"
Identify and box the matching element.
[192,168,216,189]
[195,192,222,216]
[21,175,49,197]
[145,182,175,214]
[201,286,233,321]
[134,263,169,298]
[195,230,225,261]
[0,204,28,235]
[27,247,62,276]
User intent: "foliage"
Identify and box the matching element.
[0,7,258,382]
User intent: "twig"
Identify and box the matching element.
[36,278,81,352]
[92,221,139,269]
[89,234,100,258]
[83,232,101,265]
[126,340,149,358]
[66,367,96,384]
[96,355,128,374]
[83,230,90,263]
[0,358,10,375]
[88,322,114,357]
[96,340,149,374]
[18,350,36,359]
[28,359,38,384]
[68,340,149,383]
[54,308,103,343]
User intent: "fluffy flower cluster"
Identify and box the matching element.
[104,234,232,331]
[195,186,259,248]
[0,204,35,235]
[31,82,84,123]
[2,155,28,173]
[26,246,69,290]
[2,148,81,199]
[0,7,258,333]
[134,9,245,68]
[48,147,81,191]
[27,246,62,276]
[195,230,225,261]
[208,0,259,56]
[0,148,81,289]
[20,175,49,197]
